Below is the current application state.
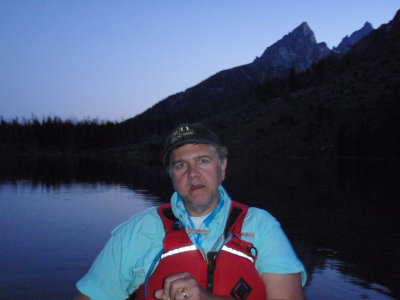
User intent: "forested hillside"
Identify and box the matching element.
[1,10,399,160]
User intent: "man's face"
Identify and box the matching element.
[170,143,227,216]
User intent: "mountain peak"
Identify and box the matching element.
[388,9,400,29]
[293,22,313,36]
[280,21,316,44]
[363,21,373,31]
[256,22,325,72]
[334,21,374,53]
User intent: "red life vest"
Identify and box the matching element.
[134,201,265,300]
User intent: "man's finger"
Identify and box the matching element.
[162,272,192,300]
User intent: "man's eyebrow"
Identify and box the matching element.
[172,154,212,164]
[171,159,184,165]
[196,154,212,160]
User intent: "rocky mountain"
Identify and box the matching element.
[126,9,399,158]
[334,22,374,53]
[210,9,400,158]
[125,21,374,136]
[2,10,399,160]
[255,22,331,73]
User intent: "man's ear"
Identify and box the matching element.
[221,158,227,180]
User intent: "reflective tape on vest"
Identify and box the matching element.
[221,245,254,263]
[161,245,197,260]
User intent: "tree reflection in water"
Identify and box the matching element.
[0,154,398,299]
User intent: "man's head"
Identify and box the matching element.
[163,123,228,216]
[163,123,226,167]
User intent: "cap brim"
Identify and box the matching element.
[162,138,218,166]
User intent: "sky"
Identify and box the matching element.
[1,1,399,122]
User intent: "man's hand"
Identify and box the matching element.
[154,272,232,300]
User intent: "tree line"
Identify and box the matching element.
[0,116,126,153]
[1,14,399,157]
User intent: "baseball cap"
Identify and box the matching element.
[163,122,222,166]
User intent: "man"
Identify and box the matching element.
[75,123,307,300]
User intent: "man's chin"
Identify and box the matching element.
[185,197,218,216]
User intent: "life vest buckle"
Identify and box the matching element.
[247,246,258,259]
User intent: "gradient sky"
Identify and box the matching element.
[1,1,399,122]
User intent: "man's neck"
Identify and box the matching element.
[190,212,212,229]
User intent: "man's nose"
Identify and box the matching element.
[188,162,200,178]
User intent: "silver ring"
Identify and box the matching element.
[178,288,187,298]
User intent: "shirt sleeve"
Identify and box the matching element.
[242,207,307,286]
[76,207,164,300]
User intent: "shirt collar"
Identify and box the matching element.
[170,186,232,248]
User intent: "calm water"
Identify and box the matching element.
[0,155,399,299]
[0,182,161,299]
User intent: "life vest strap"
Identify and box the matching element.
[206,251,218,293]
[162,206,178,221]
[161,245,197,260]
[159,205,182,231]
[221,245,254,263]
[207,203,246,294]
[223,206,242,239]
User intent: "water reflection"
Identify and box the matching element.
[0,154,399,299]
[0,181,160,299]
[304,248,395,300]
[225,156,400,299]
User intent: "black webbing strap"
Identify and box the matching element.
[207,206,243,293]
[162,207,181,230]
[162,207,178,222]
[206,251,218,293]
[223,206,242,239]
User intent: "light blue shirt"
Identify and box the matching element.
[77,186,307,300]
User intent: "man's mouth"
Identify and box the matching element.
[190,184,204,191]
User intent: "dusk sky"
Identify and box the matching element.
[1,1,399,122]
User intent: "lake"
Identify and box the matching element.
[0,154,399,299]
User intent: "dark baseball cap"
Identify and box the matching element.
[163,122,222,166]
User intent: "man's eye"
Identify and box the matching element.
[199,158,209,164]
[175,162,185,169]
